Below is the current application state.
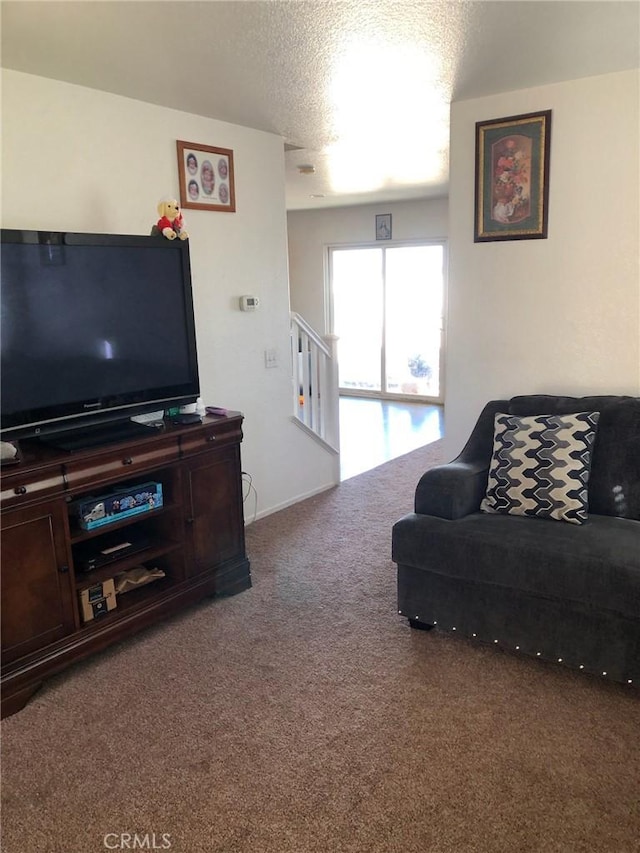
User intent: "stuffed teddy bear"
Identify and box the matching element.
[151,198,189,241]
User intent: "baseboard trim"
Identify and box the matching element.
[247,481,337,524]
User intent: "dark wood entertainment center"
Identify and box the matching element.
[0,413,251,718]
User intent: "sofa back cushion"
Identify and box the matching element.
[508,395,640,520]
[481,411,600,524]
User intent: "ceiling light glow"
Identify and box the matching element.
[326,38,449,193]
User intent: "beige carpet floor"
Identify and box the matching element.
[1,439,639,853]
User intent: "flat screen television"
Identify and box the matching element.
[1,229,200,446]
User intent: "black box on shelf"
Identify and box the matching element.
[74,530,152,573]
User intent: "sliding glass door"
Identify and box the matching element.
[330,242,445,402]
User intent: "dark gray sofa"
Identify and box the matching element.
[392,395,640,684]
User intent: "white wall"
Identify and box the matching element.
[1,69,337,518]
[446,69,640,459]
[287,198,448,333]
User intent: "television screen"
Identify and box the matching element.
[1,230,200,441]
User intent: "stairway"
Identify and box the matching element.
[290,312,339,454]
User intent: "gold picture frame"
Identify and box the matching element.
[474,110,551,242]
[177,141,236,212]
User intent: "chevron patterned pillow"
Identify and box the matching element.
[480,411,601,525]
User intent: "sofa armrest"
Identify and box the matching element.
[414,460,489,519]
[412,399,506,520]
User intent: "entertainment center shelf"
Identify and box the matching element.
[0,413,251,718]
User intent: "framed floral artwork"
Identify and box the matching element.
[176,141,236,212]
[474,110,551,242]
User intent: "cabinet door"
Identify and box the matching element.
[183,447,245,576]
[1,501,76,664]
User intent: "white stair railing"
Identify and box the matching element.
[290,312,339,452]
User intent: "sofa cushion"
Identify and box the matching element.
[508,395,629,418]
[587,399,640,520]
[392,512,640,620]
[480,411,600,524]
[508,395,640,520]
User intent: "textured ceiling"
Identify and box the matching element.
[2,1,639,209]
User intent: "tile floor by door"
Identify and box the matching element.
[339,396,444,481]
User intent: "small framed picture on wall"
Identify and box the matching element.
[376,213,392,240]
[177,140,236,212]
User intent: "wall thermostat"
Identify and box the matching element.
[239,295,260,311]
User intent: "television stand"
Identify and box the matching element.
[42,418,157,451]
[0,413,251,718]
